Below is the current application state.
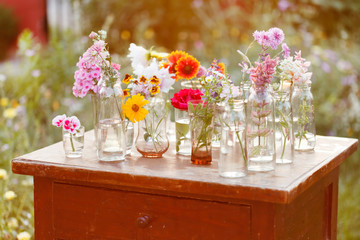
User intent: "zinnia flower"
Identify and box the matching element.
[175,55,200,80]
[124,94,149,123]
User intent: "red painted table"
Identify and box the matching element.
[12,132,358,239]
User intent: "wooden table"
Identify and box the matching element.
[12,132,358,240]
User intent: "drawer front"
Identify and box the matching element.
[53,183,251,240]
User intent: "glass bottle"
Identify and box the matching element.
[273,89,294,164]
[135,93,169,158]
[292,83,316,151]
[219,100,247,178]
[96,77,126,161]
[246,86,276,172]
[174,108,191,156]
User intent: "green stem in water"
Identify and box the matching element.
[70,134,75,152]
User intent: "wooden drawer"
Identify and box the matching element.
[53,182,251,240]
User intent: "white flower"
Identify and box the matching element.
[17,231,31,240]
[7,217,19,229]
[0,168,8,180]
[128,43,149,70]
[4,191,16,201]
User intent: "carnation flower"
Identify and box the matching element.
[277,51,312,85]
[171,89,203,111]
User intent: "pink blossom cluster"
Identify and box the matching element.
[52,114,81,134]
[249,56,279,89]
[253,28,285,50]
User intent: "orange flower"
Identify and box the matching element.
[123,74,133,84]
[217,62,225,74]
[150,86,160,96]
[149,75,161,85]
[139,75,148,83]
[175,55,200,80]
[123,89,130,97]
[166,50,188,75]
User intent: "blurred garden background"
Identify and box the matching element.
[0,0,359,239]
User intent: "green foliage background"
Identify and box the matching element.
[0,0,359,239]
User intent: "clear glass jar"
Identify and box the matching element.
[246,86,276,172]
[63,126,85,158]
[175,108,191,156]
[135,93,169,158]
[124,119,134,155]
[219,100,247,178]
[96,77,126,161]
[273,90,294,164]
[188,100,214,165]
[292,83,316,151]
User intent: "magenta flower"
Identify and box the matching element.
[52,114,66,127]
[112,63,121,71]
[62,116,81,134]
[253,28,285,50]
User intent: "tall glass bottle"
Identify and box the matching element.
[273,89,294,164]
[292,83,316,151]
[97,76,126,161]
[219,100,247,178]
[246,86,276,172]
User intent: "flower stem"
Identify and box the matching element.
[70,134,75,152]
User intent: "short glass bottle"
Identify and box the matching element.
[63,126,85,158]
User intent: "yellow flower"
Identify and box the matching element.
[139,75,148,84]
[124,94,149,123]
[4,190,16,201]
[122,74,133,84]
[0,169,8,180]
[149,76,161,85]
[3,108,17,119]
[0,97,8,107]
[7,217,19,229]
[150,86,160,96]
[17,231,31,240]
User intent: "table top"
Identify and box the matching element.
[12,130,358,204]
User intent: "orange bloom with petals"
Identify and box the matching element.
[139,75,148,84]
[150,86,160,96]
[175,55,200,80]
[217,62,226,74]
[123,89,130,97]
[166,50,188,76]
[149,76,161,85]
[123,74,133,84]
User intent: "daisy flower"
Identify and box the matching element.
[124,94,149,123]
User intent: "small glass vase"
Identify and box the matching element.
[96,78,126,162]
[212,103,225,148]
[175,108,191,156]
[188,100,215,165]
[91,93,100,148]
[246,86,276,172]
[63,126,85,158]
[292,83,316,151]
[125,119,134,155]
[273,90,294,164]
[219,100,247,178]
[135,93,169,158]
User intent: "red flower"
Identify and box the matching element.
[171,89,203,111]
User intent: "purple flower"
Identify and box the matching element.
[196,66,207,78]
[269,28,285,49]
[211,91,219,98]
[321,62,331,73]
[278,0,291,11]
[281,43,290,58]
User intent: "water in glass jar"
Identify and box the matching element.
[97,118,126,161]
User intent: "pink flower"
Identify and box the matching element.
[249,56,279,88]
[112,63,121,71]
[52,114,67,127]
[281,43,290,58]
[89,31,98,39]
[196,66,207,78]
[63,116,81,134]
[253,28,284,50]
